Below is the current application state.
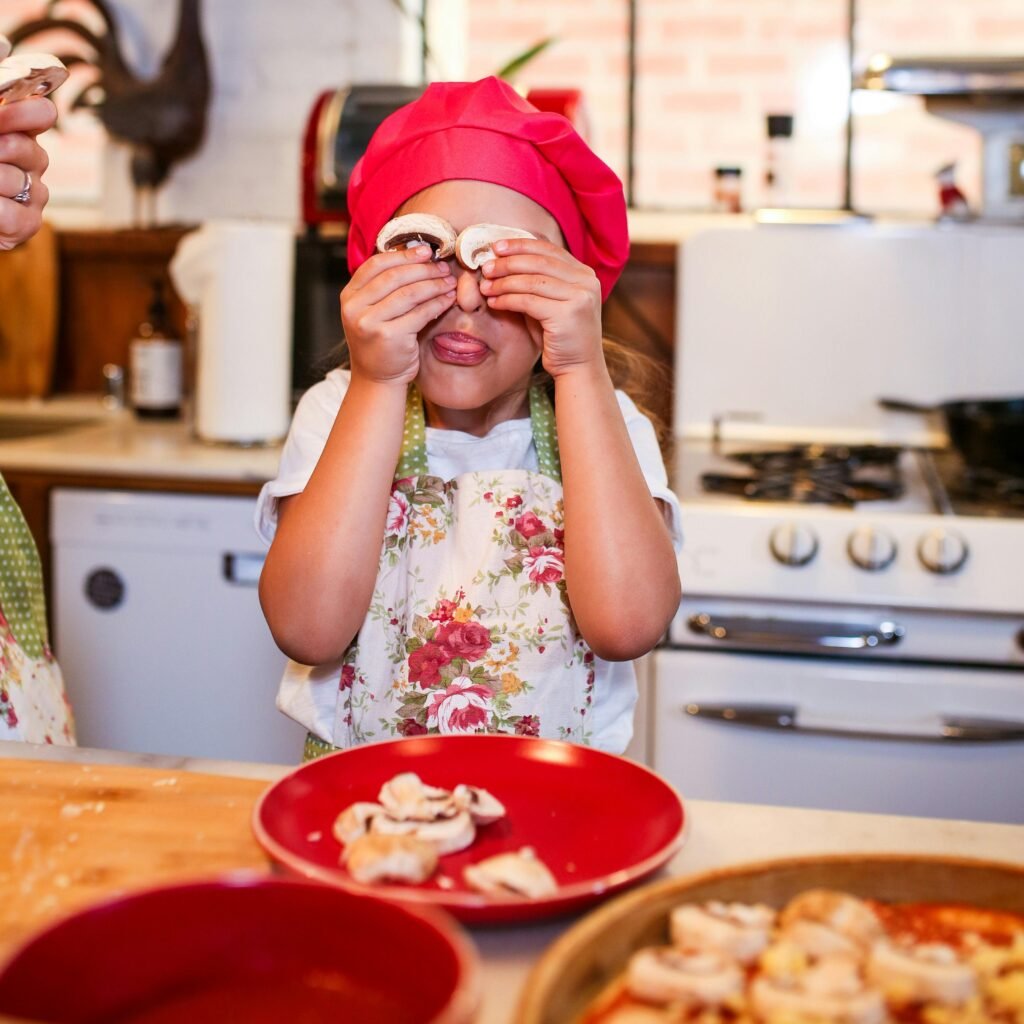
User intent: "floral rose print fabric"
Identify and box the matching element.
[0,606,75,745]
[332,470,594,748]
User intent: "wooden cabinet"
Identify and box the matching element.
[54,228,191,395]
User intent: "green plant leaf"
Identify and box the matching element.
[496,37,557,83]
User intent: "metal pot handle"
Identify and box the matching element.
[878,397,938,414]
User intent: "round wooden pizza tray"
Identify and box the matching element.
[514,853,1024,1024]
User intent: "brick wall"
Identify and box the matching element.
[466,0,1024,217]
[7,1,1024,222]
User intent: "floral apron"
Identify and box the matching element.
[0,474,75,745]
[302,385,595,760]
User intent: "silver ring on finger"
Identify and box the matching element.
[12,171,31,205]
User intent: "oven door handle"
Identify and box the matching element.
[686,613,905,651]
[684,702,1024,743]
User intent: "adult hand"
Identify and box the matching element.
[477,237,604,378]
[340,244,456,386]
[0,96,55,251]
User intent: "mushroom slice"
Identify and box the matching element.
[670,900,776,965]
[455,223,536,269]
[332,801,385,846]
[371,807,476,855]
[343,832,438,885]
[0,35,10,63]
[375,214,456,259]
[0,53,68,103]
[377,771,456,822]
[780,889,885,952]
[452,783,506,825]
[626,947,744,1008]
[750,955,886,1024]
[866,939,977,1006]
[411,810,477,855]
[781,919,865,960]
[463,846,557,899]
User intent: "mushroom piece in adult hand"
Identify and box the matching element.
[0,52,69,103]
[455,223,536,269]
[376,213,457,259]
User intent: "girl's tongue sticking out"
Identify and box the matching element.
[431,331,489,366]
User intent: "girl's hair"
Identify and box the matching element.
[322,334,671,460]
[532,337,672,460]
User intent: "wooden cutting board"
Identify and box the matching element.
[0,759,271,960]
[0,221,58,398]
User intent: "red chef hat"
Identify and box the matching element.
[346,77,629,301]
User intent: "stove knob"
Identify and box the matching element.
[769,522,819,567]
[917,528,969,575]
[847,526,898,572]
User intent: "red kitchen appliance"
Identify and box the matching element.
[300,84,587,228]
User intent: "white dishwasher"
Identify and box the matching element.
[51,489,306,763]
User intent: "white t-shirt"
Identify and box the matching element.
[256,368,683,753]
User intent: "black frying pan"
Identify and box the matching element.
[879,396,1024,474]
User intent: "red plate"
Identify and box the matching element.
[252,734,687,924]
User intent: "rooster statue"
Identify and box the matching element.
[7,0,210,225]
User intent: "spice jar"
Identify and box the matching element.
[713,167,743,214]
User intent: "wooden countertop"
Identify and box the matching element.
[0,758,270,959]
[2,744,1023,1024]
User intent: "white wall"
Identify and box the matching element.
[99,0,421,226]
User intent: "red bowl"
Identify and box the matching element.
[253,734,687,924]
[0,874,479,1023]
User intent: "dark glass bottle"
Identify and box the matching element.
[129,280,182,420]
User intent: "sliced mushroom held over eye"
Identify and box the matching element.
[455,224,537,270]
[376,214,457,259]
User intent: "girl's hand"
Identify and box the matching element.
[478,237,603,378]
[340,245,457,386]
[0,97,55,252]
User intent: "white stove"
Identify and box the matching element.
[672,441,1024,658]
[648,225,1024,824]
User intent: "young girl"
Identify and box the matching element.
[257,77,682,760]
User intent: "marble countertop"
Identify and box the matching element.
[0,396,282,483]
[3,741,1022,1024]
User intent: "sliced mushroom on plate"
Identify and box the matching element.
[463,846,557,899]
[377,771,458,822]
[452,783,506,825]
[343,832,439,885]
[375,214,457,259]
[455,223,536,269]
[373,808,477,856]
[332,801,385,845]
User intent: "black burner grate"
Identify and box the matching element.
[947,465,1024,514]
[702,444,905,506]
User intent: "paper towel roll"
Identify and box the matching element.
[170,221,295,445]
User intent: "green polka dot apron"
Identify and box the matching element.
[0,474,75,744]
[288,385,595,758]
